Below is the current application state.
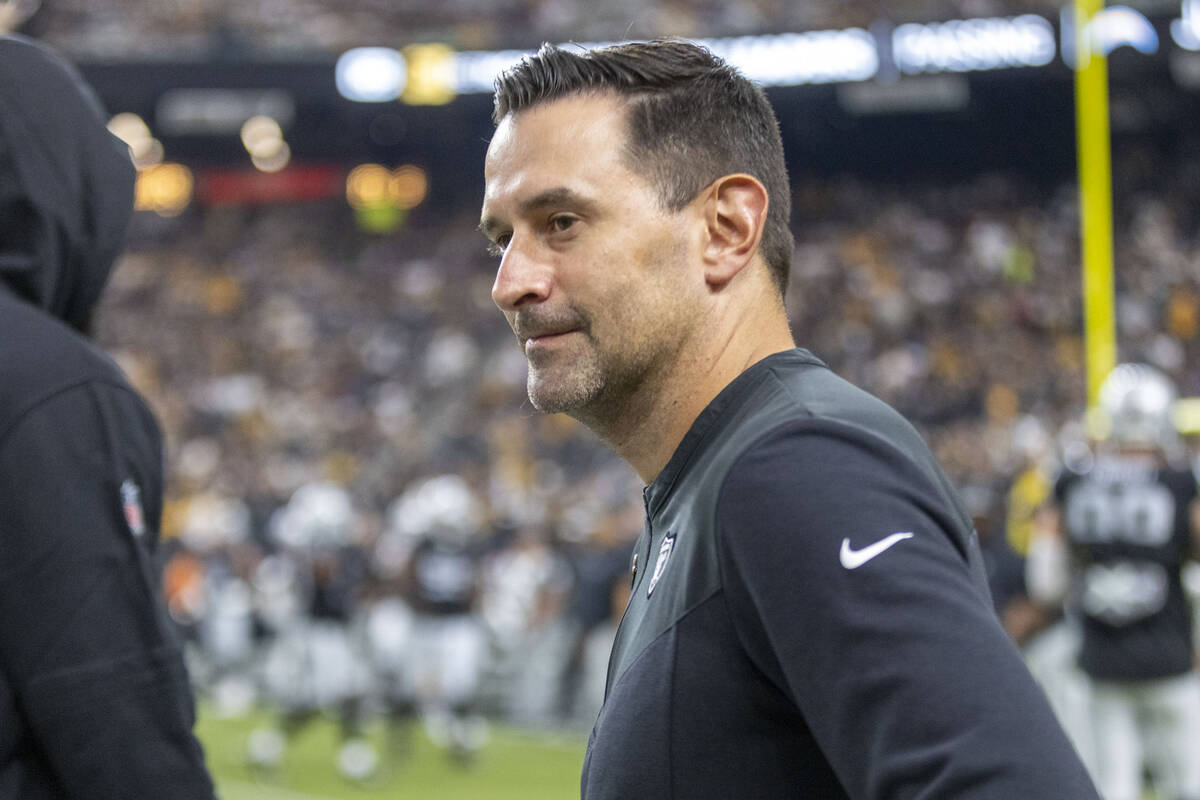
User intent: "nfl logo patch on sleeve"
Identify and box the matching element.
[121,479,146,537]
[647,532,676,597]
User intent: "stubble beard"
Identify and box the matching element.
[524,312,678,441]
[511,302,604,415]
[518,237,691,435]
[525,330,608,416]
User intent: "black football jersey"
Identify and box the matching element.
[1057,456,1198,681]
[406,537,479,616]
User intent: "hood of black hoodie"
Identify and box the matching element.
[0,34,135,333]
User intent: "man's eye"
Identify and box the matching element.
[550,216,576,233]
[488,234,511,257]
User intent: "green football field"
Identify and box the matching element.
[196,707,587,800]
[197,706,1165,800]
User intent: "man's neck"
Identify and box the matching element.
[582,312,795,484]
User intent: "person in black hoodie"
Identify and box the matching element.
[0,35,216,798]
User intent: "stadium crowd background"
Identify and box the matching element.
[29,0,1064,57]
[6,0,1200,786]
[86,150,1200,733]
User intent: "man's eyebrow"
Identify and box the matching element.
[479,187,594,238]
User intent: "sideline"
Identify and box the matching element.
[218,780,337,800]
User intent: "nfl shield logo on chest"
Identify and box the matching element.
[647,532,677,597]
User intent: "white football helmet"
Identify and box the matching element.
[272,481,355,550]
[1098,363,1178,449]
[389,474,482,545]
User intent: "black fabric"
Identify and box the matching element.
[581,349,1100,799]
[0,34,134,334]
[1056,457,1198,681]
[0,34,215,798]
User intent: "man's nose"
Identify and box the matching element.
[491,235,552,311]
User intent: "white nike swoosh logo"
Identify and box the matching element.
[839,532,914,569]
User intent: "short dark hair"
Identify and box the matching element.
[493,38,793,294]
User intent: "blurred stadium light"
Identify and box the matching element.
[240,115,283,157]
[400,43,457,105]
[346,163,428,232]
[240,115,291,172]
[346,163,428,210]
[336,47,407,103]
[1172,0,1200,48]
[1062,4,1159,66]
[134,162,194,217]
[389,164,428,210]
[1088,6,1159,55]
[108,112,164,170]
[697,30,880,85]
[345,164,391,210]
[891,15,1056,75]
[250,142,291,173]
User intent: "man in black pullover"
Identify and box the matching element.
[480,38,1101,798]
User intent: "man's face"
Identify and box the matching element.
[481,93,704,420]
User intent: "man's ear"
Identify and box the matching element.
[700,173,769,288]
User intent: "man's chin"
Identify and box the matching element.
[527,389,581,415]
[527,375,598,415]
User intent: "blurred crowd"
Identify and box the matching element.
[96,197,646,767]
[85,147,1200,776]
[791,157,1200,490]
[21,0,1067,59]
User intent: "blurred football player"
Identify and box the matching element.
[390,474,490,764]
[481,519,573,728]
[1019,418,1100,775]
[250,481,377,780]
[0,34,214,797]
[176,489,260,716]
[356,490,423,762]
[1033,364,1200,800]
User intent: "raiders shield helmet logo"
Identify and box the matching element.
[647,532,676,597]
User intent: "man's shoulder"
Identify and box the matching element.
[714,353,970,528]
[656,350,958,524]
[0,292,133,435]
[742,352,931,463]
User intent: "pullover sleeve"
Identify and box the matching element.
[715,421,1099,800]
[0,381,216,798]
